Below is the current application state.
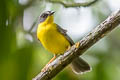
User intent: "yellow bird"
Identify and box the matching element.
[37,11,90,74]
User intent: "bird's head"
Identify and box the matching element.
[39,11,55,24]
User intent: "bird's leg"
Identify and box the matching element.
[47,54,57,64]
[41,54,57,72]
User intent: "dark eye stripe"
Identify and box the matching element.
[42,14,48,18]
[39,13,48,23]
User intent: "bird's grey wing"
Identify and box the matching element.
[56,24,74,45]
[56,24,90,74]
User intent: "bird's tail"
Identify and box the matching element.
[71,57,91,74]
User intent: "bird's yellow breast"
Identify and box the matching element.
[37,23,70,54]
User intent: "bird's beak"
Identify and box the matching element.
[50,11,55,15]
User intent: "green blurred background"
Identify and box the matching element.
[0,0,120,80]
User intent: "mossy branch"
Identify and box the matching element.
[33,9,120,80]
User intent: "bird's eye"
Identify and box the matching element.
[42,14,48,18]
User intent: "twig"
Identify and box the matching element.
[28,20,37,33]
[47,0,99,8]
[20,0,34,9]
[33,9,120,80]
[28,0,98,33]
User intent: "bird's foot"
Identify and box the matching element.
[66,46,71,51]
[75,42,80,48]
[41,55,56,72]
[41,64,48,72]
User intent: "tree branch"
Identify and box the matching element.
[33,9,120,80]
[47,0,99,8]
